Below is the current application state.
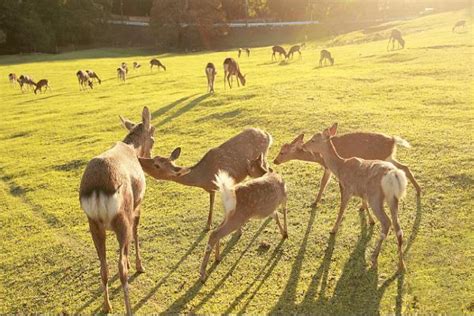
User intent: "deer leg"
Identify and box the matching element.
[236,75,240,87]
[359,200,375,225]
[227,74,232,89]
[389,158,421,195]
[331,184,351,234]
[205,191,215,231]
[114,215,132,316]
[312,168,332,207]
[88,218,112,313]
[133,211,145,273]
[369,196,391,268]
[388,197,405,271]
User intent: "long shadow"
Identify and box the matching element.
[75,274,120,314]
[164,219,270,314]
[157,94,211,126]
[151,94,196,119]
[404,197,422,256]
[16,93,63,105]
[132,230,207,312]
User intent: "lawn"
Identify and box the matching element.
[0,8,472,314]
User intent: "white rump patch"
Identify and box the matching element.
[81,190,122,228]
[381,169,408,201]
[394,136,411,148]
[213,170,236,216]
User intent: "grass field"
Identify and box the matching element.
[0,9,473,314]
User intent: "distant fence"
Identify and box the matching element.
[108,19,322,28]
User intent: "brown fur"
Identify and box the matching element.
[205,62,216,93]
[17,75,36,92]
[76,70,93,90]
[223,57,246,89]
[287,45,302,59]
[272,45,287,60]
[34,79,49,94]
[150,58,166,71]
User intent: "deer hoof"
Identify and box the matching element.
[136,261,145,273]
[282,232,289,240]
[369,219,376,226]
[330,228,338,235]
[103,301,112,314]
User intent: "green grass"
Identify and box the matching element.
[1,9,473,314]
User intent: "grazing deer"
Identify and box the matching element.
[287,45,302,59]
[150,58,166,71]
[117,67,127,81]
[200,166,288,281]
[274,132,420,208]
[238,48,250,58]
[133,62,141,69]
[319,50,334,67]
[79,107,155,315]
[205,62,216,93]
[76,70,93,90]
[452,20,466,32]
[138,128,273,230]
[272,45,287,60]
[17,75,36,92]
[303,124,408,271]
[121,62,129,74]
[387,29,405,51]
[223,57,246,89]
[86,70,102,84]
[8,73,17,86]
[34,79,50,94]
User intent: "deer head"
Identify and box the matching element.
[303,123,338,153]
[247,153,272,177]
[138,147,191,179]
[120,106,155,158]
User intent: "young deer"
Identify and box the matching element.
[133,61,141,69]
[150,58,166,71]
[17,75,36,92]
[76,70,93,90]
[8,73,17,86]
[387,29,405,51]
[117,67,127,81]
[205,62,216,93]
[303,124,408,271]
[319,50,334,67]
[138,128,273,230]
[273,131,421,208]
[452,20,466,32]
[287,45,302,59]
[86,70,102,84]
[272,45,287,60]
[34,79,50,94]
[223,57,246,89]
[79,107,155,315]
[200,165,288,281]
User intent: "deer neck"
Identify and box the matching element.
[319,139,344,178]
[295,148,324,164]
[168,163,208,189]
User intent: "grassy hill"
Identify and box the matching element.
[0,9,472,314]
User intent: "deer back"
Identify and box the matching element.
[332,132,395,160]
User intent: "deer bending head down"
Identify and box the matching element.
[150,58,166,71]
[288,45,302,59]
[205,62,216,93]
[302,124,408,271]
[34,79,50,94]
[387,29,405,51]
[76,70,93,90]
[17,75,36,92]
[79,107,155,315]
[223,57,246,89]
[320,50,334,67]
[139,128,273,230]
[86,70,101,84]
[8,73,17,86]
[272,45,287,60]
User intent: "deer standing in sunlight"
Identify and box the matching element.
[303,124,408,271]
[387,29,405,51]
[200,163,288,281]
[272,45,287,60]
[273,131,420,209]
[117,67,127,81]
[33,79,50,94]
[8,73,17,86]
[223,57,246,89]
[238,48,250,58]
[319,49,334,67]
[79,107,155,315]
[452,20,466,32]
[205,62,216,93]
[138,128,272,230]
[86,70,102,84]
[150,58,166,71]
[287,45,302,59]
[17,75,36,92]
[133,61,141,69]
[76,70,93,90]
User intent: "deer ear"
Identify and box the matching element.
[142,106,151,130]
[328,123,338,136]
[120,115,136,131]
[291,133,305,145]
[170,147,181,161]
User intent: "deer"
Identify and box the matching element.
[238,48,250,58]
[199,164,288,281]
[319,50,334,67]
[8,73,17,86]
[76,70,93,90]
[302,123,408,271]
[138,128,273,231]
[452,20,466,32]
[34,79,50,94]
[272,45,287,60]
[273,131,421,210]
[287,45,302,59]
[387,29,405,51]
[79,107,155,315]
[205,62,216,93]
[223,57,246,89]
[86,70,102,84]
[133,62,141,69]
[117,67,127,81]
[17,75,36,92]
[150,58,166,71]
[121,62,129,74]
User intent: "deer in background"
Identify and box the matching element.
[34,79,50,94]
[274,131,421,209]
[238,48,250,58]
[223,57,246,89]
[76,70,93,90]
[205,62,216,93]
[133,62,141,69]
[8,73,17,86]
[121,62,129,74]
[86,70,102,84]
[287,45,302,59]
[17,75,36,92]
[387,29,405,51]
[150,58,166,71]
[117,67,127,81]
[319,50,334,67]
[79,107,155,315]
[272,45,287,60]
[200,165,288,281]
[138,128,273,230]
[303,124,408,271]
[452,20,466,32]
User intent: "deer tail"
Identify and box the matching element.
[393,136,411,148]
[213,170,236,217]
[381,169,407,202]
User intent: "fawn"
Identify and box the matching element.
[288,45,302,59]
[205,62,216,93]
[76,70,93,90]
[17,75,36,92]
[320,50,334,67]
[117,67,126,81]
[223,57,246,89]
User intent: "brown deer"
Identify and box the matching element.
[319,50,334,67]
[205,62,216,93]
[76,70,93,90]
[86,70,102,84]
[117,67,126,81]
[200,166,288,281]
[17,75,36,92]
[79,107,155,315]
[121,62,129,74]
[133,61,141,69]
[223,57,246,89]
[272,45,287,60]
[287,45,302,59]
[150,58,166,71]
[273,131,421,208]
[303,123,408,271]
[138,128,273,230]
[8,73,17,86]
[387,29,405,51]
[452,20,466,32]
[238,48,250,58]
[34,79,50,94]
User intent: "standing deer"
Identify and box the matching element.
[387,29,405,51]
[205,62,216,93]
[238,48,250,58]
[86,70,102,84]
[319,50,334,67]
[303,124,408,271]
[200,166,288,281]
[150,58,166,71]
[34,79,50,94]
[223,57,246,89]
[76,70,93,90]
[79,107,155,315]
[287,45,302,59]
[272,45,287,60]
[8,73,17,86]
[138,128,273,230]
[452,20,466,32]
[133,62,141,69]
[273,131,421,208]
[121,62,129,74]
[117,67,127,81]
[17,75,36,92]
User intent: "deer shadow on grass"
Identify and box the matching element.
[151,94,197,119]
[157,93,211,127]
